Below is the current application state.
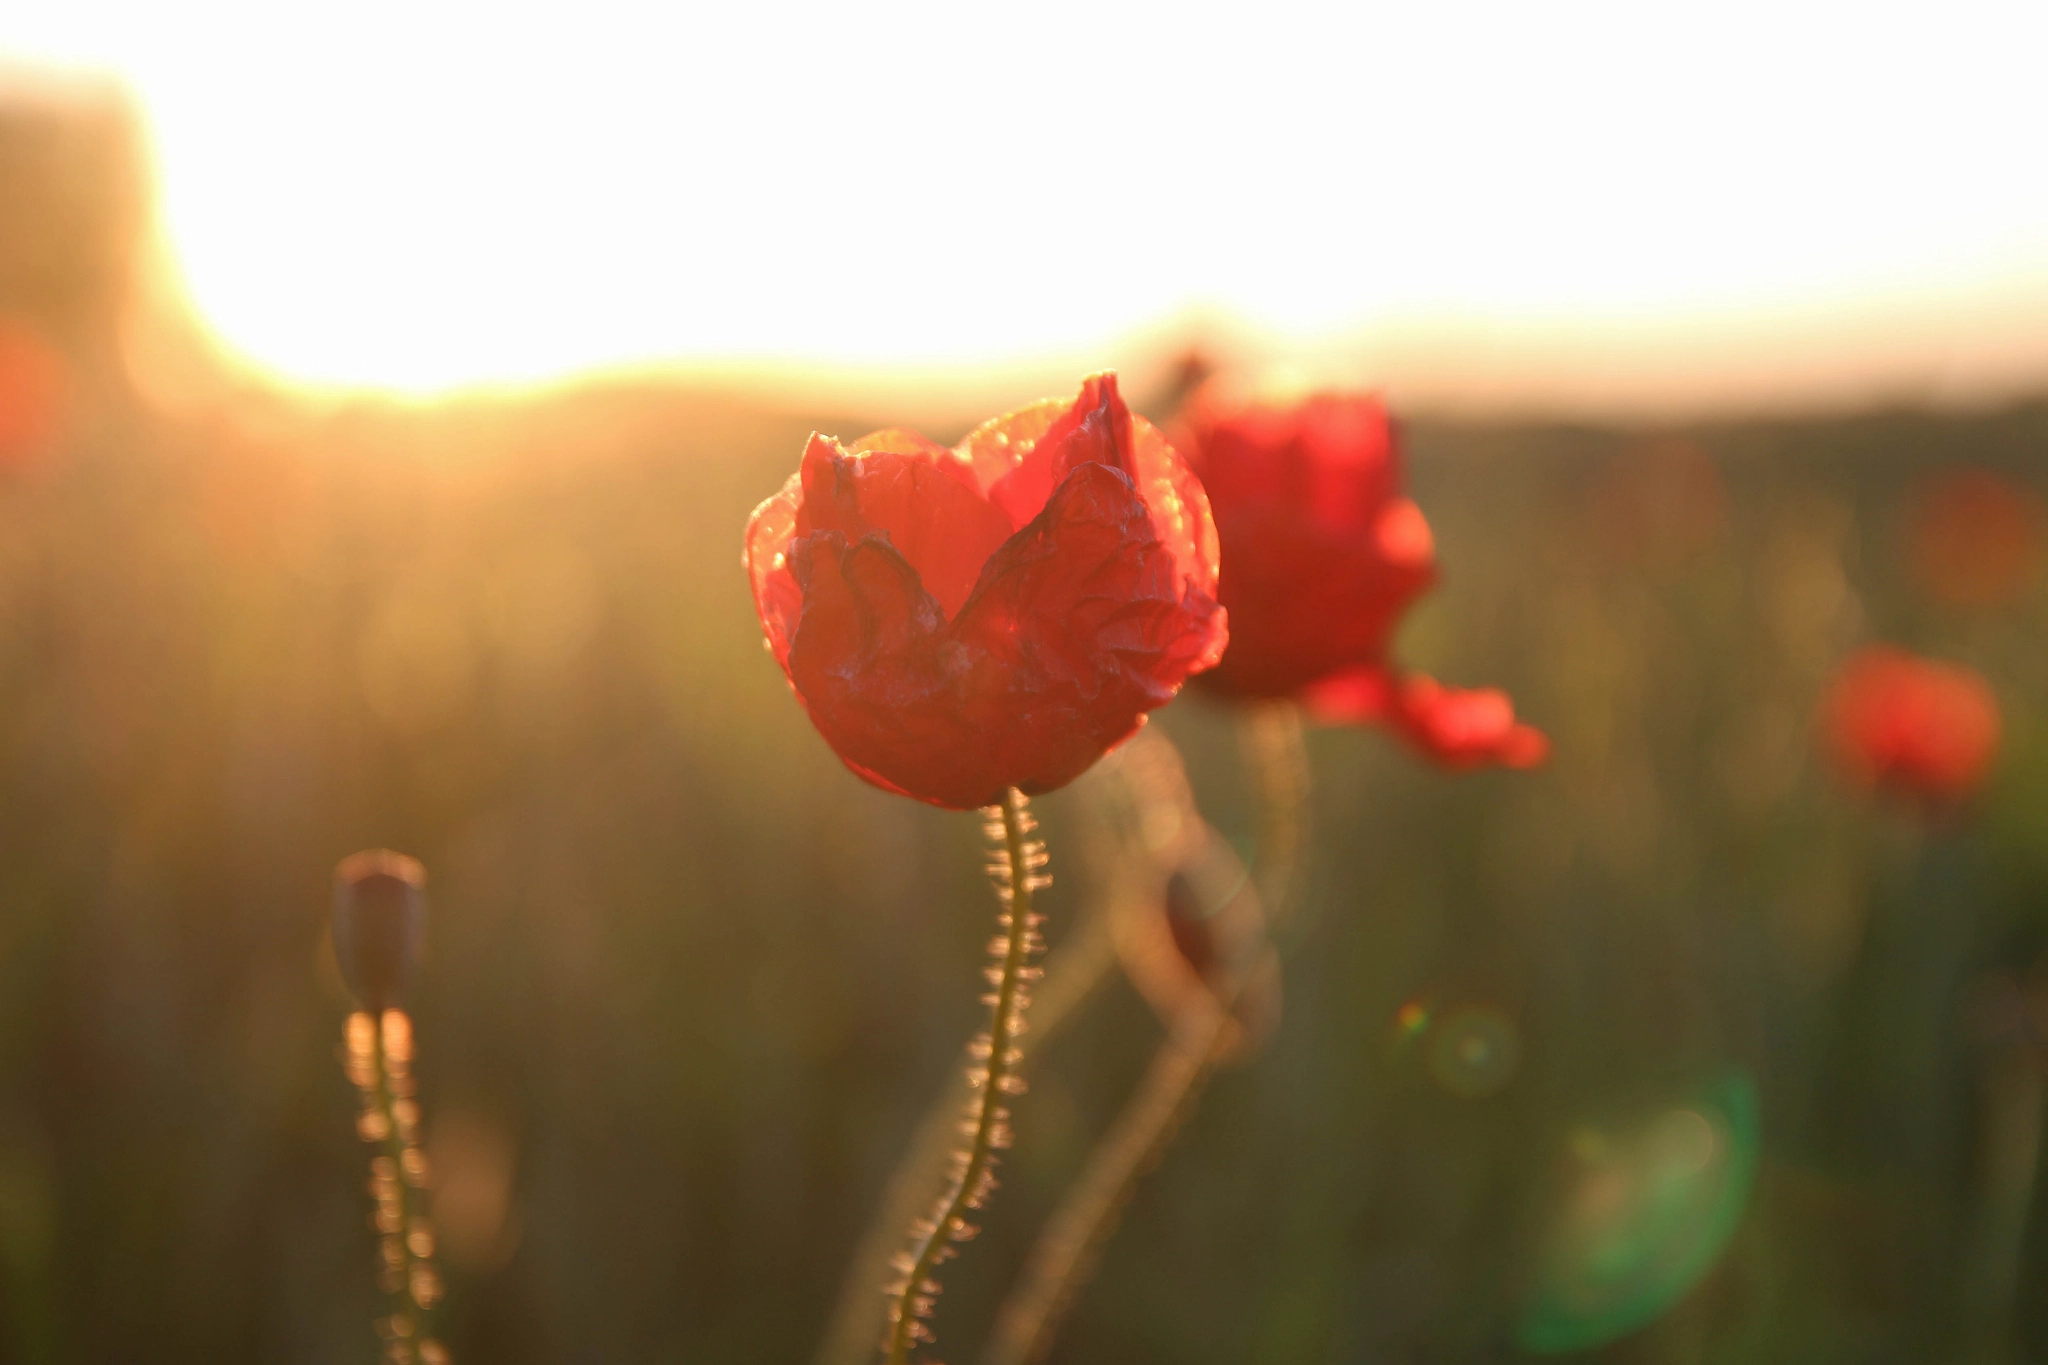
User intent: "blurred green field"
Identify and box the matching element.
[0,353,2045,1364]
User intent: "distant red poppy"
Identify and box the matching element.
[745,374,1227,810]
[1588,435,1728,569]
[1173,378,1545,769]
[1823,646,2000,805]
[1906,468,2045,608]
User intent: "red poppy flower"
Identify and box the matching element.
[1906,468,2045,609]
[1173,378,1545,769]
[745,374,1227,810]
[1823,646,2000,805]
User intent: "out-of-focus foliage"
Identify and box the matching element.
[5,88,2048,1365]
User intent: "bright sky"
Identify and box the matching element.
[7,1,2048,410]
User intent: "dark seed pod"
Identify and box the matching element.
[332,850,427,1011]
[1162,868,1220,984]
[1114,823,1282,1059]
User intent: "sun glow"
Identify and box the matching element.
[7,0,2048,408]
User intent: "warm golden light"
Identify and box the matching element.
[8,1,2048,410]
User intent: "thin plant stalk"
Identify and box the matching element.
[980,931,1242,1365]
[981,708,1310,1365]
[1241,701,1309,925]
[1960,1026,2045,1363]
[345,1009,449,1365]
[812,909,1114,1365]
[816,759,1151,1365]
[881,789,1049,1365]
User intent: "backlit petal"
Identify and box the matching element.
[797,431,1012,618]
[1388,675,1551,770]
[970,372,1130,529]
[742,472,804,668]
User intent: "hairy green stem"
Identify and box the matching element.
[813,914,1112,1365]
[1961,1040,2044,1363]
[981,712,1310,1365]
[348,1010,448,1365]
[882,789,1046,1365]
[980,956,1239,1365]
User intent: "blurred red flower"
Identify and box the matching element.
[1173,378,1546,769]
[1823,646,2000,805]
[745,374,1227,809]
[1588,435,1728,570]
[1906,468,2045,608]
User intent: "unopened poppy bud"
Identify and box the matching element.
[333,850,427,1011]
[1116,832,1281,1056]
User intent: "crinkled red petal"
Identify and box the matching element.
[980,372,1131,529]
[1177,386,1403,537]
[946,461,1221,802]
[959,372,1223,662]
[1194,499,1435,698]
[742,472,804,668]
[1128,419,1225,669]
[1178,383,1435,700]
[795,432,1013,619]
[1388,675,1550,770]
[1299,664,1397,724]
[1303,667,1548,770]
[783,530,955,804]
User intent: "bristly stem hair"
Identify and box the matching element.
[980,987,1234,1365]
[815,778,1127,1365]
[882,787,1048,1365]
[345,1009,451,1365]
[814,916,1112,1365]
[981,711,1311,1365]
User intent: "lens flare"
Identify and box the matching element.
[1391,998,1431,1045]
[1518,1070,1760,1354]
[1427,1007,1522,1099]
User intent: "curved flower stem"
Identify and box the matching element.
[345,1010,449,1365]
[981,712,1311,1365]
[981,980,1235,1365]
[882,789,1048,1365]
[813,914,1113,1365]
[1241,702,1309,927]
[1961,1037,2045,1362]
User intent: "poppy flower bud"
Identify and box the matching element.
[745,374,1227,809]
[1173,377,1545,770]
[1161,868,1219,982]
[332,849,427,1011]
[1114,830,1279,1056]
[1823,646,2000,806]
